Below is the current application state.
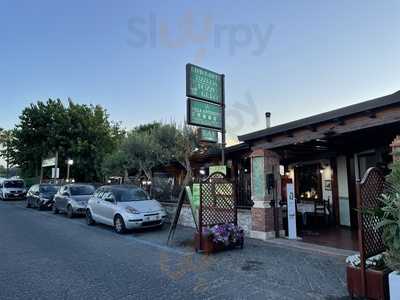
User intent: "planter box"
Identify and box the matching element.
[194,233,243,254]
[346,265,390,300]
[389,271,400,299]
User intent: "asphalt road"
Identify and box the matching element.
[0,200,349,300]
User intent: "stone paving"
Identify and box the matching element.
[1,200,351,300]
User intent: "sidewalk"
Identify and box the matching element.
[133,224,351,299]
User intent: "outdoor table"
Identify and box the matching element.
[297,201,329,225]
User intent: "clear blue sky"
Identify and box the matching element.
[1,0,399,144]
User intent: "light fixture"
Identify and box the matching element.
[67,159,74,166]
[199,169,206,175]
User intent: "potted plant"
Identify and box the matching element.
[366,161,400,298]
[381,161,400,298]
[195,223,244,254]
[346,253,390,299]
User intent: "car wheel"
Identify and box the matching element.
[67,205,74,218]
[114,215,126,234]
[38,202,44,211]
[86,209,95,225]
[53,204,59,214]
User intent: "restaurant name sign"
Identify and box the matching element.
[187,98,222,130]
[186,64,223,104]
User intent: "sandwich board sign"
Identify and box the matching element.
[286,183,297,240]
[186,63,223,104]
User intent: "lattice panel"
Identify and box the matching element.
[200,175,236,227]
[359,167,385,258]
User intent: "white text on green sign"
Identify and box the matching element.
[188,98,222,129]
[187,64,223,104]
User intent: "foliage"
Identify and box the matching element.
[8,99,122,182]
[366,161,400,271]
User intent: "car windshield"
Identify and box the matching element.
[40,185,59,194]
[4,181,25,188]
[114,188,149,202]
[70,185,95,196]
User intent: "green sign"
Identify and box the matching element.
[187,98,222,129]
[186,64,223,104]
[199,128,218,143]
[209,165,227,176]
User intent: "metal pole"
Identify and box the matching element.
[5,138,9,178]
[54,151,59,183]
[66,163,70,181]
[221,74,226,165]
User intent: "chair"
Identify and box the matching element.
[314,200,327,226]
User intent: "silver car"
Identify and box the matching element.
[53,184,95,218]
[0,179,27,200]
[86,185,167,233]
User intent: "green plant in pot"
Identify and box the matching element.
[367,160,400,297]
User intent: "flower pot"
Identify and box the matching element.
[346,265,390,300]
[194,233,243,254]
[389,271,400,299]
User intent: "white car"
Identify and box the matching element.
[86,185,167,233]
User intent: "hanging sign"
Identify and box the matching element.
[209,165,227,176]
[187,98,222,130]
[42,157,56,167]
[186,63,223,104]
[287,183,297,240]
[199,128,218,143]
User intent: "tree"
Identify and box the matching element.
[0,129,14,177]
[9,99,121,182]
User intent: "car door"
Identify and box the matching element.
[90,188,104,220]
[32,185,40,207]
[96,189,115,226]
[27,185,36,206]
[56,186,67,212]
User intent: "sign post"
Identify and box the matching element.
[186,63,225,164]
[167,63,226,245]
[287,183,297,240]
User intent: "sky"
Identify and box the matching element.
[0,0,400,147]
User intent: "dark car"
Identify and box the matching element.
[53,184,95,218]
[26,184,60,210]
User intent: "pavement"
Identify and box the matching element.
[0,200,350,300]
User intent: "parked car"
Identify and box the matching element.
[53,184,95,218]
[86,185,167,233]
[0,179,27,200]
[26,184,60,210]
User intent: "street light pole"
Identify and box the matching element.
[66,159,73,182]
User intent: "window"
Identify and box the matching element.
[113,188,149,202]
[69,185,95,196]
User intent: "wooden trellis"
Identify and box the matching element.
[198,172,237,251]
[356,167,386,297]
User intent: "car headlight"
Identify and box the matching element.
[125,207,140,214]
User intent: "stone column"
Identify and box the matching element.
[390,136,400,162]
[250,148,283,240]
